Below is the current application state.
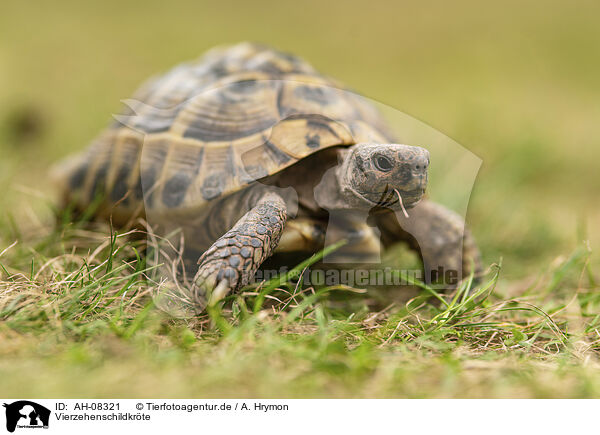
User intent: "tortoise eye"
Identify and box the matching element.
[373,154,394,172]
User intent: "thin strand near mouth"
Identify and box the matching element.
[394,189,409,218]
[377,185,390,206]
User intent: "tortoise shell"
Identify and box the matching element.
[56,43,394,217]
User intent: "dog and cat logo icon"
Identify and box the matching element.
[3,401,50,433]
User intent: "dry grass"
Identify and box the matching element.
[0,217,598,398]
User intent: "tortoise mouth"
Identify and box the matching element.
[350,184,425,210]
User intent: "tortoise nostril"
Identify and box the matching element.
[414,159,428,172]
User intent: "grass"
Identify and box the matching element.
[1,0,600,398]
[0,215,598,398]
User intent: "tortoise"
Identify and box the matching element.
[53,42,481,310]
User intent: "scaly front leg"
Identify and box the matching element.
[191,192,287,308]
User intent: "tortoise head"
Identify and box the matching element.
[316,143,429,212]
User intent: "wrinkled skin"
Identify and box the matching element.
[315,143,429,211]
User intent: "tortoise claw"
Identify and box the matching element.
[208,279,230,306]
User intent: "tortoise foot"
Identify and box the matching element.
[191,193,287,309]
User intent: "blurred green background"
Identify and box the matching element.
[1,0,599,278]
